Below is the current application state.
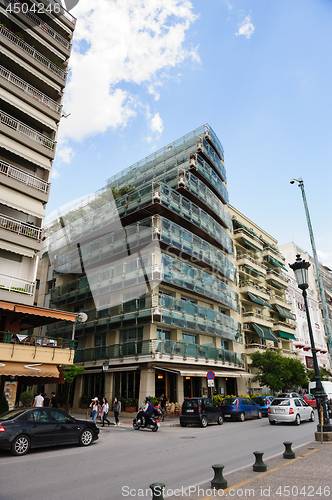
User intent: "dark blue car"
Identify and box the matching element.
[219,397,263,421]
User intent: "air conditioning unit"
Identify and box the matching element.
[189,157,197,168]
[197,141,203,151]
[153,191,161,202]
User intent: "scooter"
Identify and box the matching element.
[154,405,164,422]
[133,411,159,432]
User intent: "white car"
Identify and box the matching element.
[268,397,315,425]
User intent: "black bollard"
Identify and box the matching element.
[253,451,267,472]
[283,441,296,459]
[211,464,227,489]
[150,483,165,500]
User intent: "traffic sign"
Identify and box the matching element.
[206,371,215,380]
[207,379,215,387]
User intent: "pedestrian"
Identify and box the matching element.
[102,397,111,426]
[43,393,50,407]
[33,391,44,408]
[90,397,98,424]
[160,393,166,409]
[50,392,58,408]
[97,400,103,424]
[113,397,121,425]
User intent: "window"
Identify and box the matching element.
[182,332,197,344]
[220,339,229,350]
[157,328,171,340]
[50,409,69,422]
[95,334,106,347]
[27,410,49,422]
[120,327,143,343]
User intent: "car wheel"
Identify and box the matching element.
[257,410,263,419]
[10,435,30,456]
[180,422,187,427]
[217,415,223,425]
[294,414,301,426]
[309,411,315,422]
[238,412,245,422]
[269,420,276,425]
[201,416,208,428]
[79,428,93,446]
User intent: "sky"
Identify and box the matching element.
[49,0,332,268]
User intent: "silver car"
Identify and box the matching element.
[268,397,315,425]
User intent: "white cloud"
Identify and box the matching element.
[317,250,332,270]
[150,112,163,134]
[59,0,198,146]
[236,15,255,39]
[50,168,60,180]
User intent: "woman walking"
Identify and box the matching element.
[102,397,111,426]
[89,397,98,424]
[113,397,121,426]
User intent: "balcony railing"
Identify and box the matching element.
[234,228,263,248]
[237,254,267,271]
[74,338,245,366]
[0,25,66,79]
[239,280,271,297]
[0,331,76,349]
[0,111,55,150]
[242,311,274,323]
[5,0,70,49]
[263,245,285,261]
[0,213,41,240]
[273,321,296,331]
[46,0,76,25]
[0,273,35,296]
[0,65,62,113]
[0,159,49,193]
[269,294,292,306]
[266,269,288,283]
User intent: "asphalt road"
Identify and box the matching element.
[0,417,317,500]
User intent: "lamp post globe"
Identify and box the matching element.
[289,255,332,433]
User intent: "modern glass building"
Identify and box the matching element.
[40,124,249,408]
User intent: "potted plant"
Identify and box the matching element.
[19,391,34,407]
[80,395,90,409]
[124,398,137,412]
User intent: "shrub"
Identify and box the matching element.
[0,393,9,413]
[20,391,34,407]
[148,396,159,406]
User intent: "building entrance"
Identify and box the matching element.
[225,377,237,396]
[183,376,201,398]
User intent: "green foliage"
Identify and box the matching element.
[148,396,159,406]
[62,365,84,384]
[19,391,34,407]
[111,185,135,200]
[250,350,308,392]
[0,393,9,413]
[80,395,90,405]
[213,394,223,405]
[306,367,332,382]
[125,398,137,408]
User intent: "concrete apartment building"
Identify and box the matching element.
[39,124,252,409]
[279,242,331,371]
[0,0,76,402]
[229,207,298,394]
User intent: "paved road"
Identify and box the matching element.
[0,417,317,500]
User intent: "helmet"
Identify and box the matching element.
[146,396,151,402]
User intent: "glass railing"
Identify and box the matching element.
[196,154,228,204]
[200,138,226,183]
[205,125,224,161]
[74,338,244,365]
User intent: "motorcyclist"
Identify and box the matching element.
[137,396,154,426]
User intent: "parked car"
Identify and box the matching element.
[251,396,274,416]
[277,393,301,398]
[180,397,223,427]
[0,407,99,456]
[268,397,315,425]
[219,397,262,421]
[300,394,317,408]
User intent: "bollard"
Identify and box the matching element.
[150,483,165,500]
[253,451,267,472]
[283,441,296,459]
[211,464,227,489]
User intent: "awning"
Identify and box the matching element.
[0,184,45,219]
[243,265,265,278]
[270,279,288,290]
[14,304,76,322]
[247,292,272,308]
[242,238,263,253]
[0,133,52,171]
[277,331,296,340]
[252,323,280,342]
[267,255,288,272]
[0,239,35,258]
[179,369,254,378]
[0,362,60,378]
[0,300,76,330]
[274,305,295,320]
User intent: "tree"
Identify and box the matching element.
[250,350,308,393]
[62,365,84,412]
[306,367,332,382]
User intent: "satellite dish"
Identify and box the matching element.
[76,312,88,323]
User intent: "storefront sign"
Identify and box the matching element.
[4,381,18,410]
[305,356,314,369]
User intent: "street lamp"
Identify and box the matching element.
[102,360,109,398]
[289,254,332,432]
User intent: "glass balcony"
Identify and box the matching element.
[199,138,226,183]
[0,159,49,193]
[195,154,228,204]
[74,338,244,366]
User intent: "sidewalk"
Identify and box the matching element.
[70,411,180,426]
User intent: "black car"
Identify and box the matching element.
[0,407,99,456]
[180,397,223,427]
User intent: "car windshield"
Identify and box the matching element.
[271,398,290,406]
[0,409,26,421]
[221,397,237,405]
[182,399,201,409]
[253,397,265,406]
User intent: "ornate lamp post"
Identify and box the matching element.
[289,254,332,432]
[102,360,109,397]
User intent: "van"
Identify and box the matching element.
[308,381,332,401]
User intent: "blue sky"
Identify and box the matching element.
[50,0,332,267]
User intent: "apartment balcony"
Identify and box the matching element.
[242,311,274,328]
[74,338,245,368]
[269,293,292,309]
[4,0,71,52]
[0,159,49,196]
[0,213,41,241]
[0,65,62,119]
[263,244,285,262]
[233,228,264,252]
[239,280,271,301]
[0,111,56,158]
[0,331,76,365]
[0,274,35,304]
[0,25,67,83]
[245,343,278,355]
[38,0,76,29]
[237,255,267,280]
[272,321,297,335]
[266,269,289,289]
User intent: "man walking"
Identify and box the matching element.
[33,391,44,407]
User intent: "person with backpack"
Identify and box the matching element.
[137,396,154,426]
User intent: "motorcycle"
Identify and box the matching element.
[133,411,160,432]
[154,405,164,422]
